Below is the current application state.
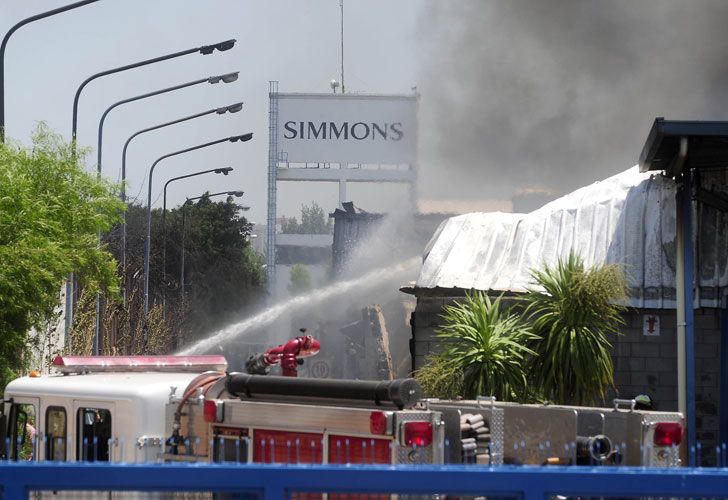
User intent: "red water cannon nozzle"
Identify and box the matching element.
[246,331,321,377]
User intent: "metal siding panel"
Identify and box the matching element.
[413,167,728,309]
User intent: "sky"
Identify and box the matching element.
[417,0,728,201]
[6,1,728,225]
[2,0,424,223]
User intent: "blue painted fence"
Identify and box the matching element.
[3,463,728,499]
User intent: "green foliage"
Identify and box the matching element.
[0,125,123,384]
[280,216,300,234]
[102,193,267,347]
[422,292,539,401]
[523,252,627,405]
[168,195,266,338]
[281,201,332,234]
[288,264,312,295]
[415,352,464,399]
[71,285,173,355]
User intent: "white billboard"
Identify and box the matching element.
[276,93,417,164]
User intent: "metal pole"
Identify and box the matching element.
[188,191,243,201]
[180,203,188,299]
[94,78,213,354]
[72,40,235,139]
[120,98,240,305]
[144,135,250,320]
[0,0,99,141]
[674,137,696,464]
[162,168,232,300]
[720,300,728,447]
[340,0,345,94]
[179,191,243,300]
[69,39,235,351]
[266,81,279,293]
[97,78,210,178]
[1,0,102,347]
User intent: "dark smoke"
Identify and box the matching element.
[417,0,728,201]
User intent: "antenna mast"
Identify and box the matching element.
[340,0,345,93]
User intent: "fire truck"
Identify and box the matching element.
[0,340,684,469]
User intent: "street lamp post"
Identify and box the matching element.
[97,73,239,181]
[180,191,245,297]
[144,134,252,319]
[161,167,233,294]
[0,0,99,141]
[92,79,239,355]
[120,100,243,301]
[67,38,236,350]
[72,39,235,140]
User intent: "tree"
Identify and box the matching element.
[523,252,627,405]
[0,125,123,385]
[280,216,300,234]
[288,264,312,295]
[416,292,538,400]
[96,194,267,349]
[281,201,332,234]
[300,201,332,234]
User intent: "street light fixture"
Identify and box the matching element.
[119,100,244,295]
[97,73,239,181]
[67,39,236,347]
[180,190,245,297]
[164,168,234,228]
[72,39,236,140]
[144,134,252,317]
[208,72,239,84]
[161,167,234,293]
[0,0,99,141]
[92,78,240,356]
[199,39,236,54]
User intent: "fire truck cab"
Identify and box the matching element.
[0,355,225,462]
[1,355,442,466]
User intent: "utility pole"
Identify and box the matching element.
[340,0,345,93]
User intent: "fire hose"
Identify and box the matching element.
[226,373,423,410]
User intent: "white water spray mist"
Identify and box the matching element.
[178,257,420,355]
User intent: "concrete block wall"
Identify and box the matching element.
[410,296,724,465]
[611,308,722,464]
[610,310,678,410]
[409,296,462,370]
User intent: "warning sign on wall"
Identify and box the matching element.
[643,314,660,336]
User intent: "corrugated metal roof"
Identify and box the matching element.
[414,167,728,308]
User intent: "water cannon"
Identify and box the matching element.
[245,330,321,377]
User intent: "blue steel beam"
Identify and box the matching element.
[677,169,697,464]
[4,464,728,499]
[720,302,728,446]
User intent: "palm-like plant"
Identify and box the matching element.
[421,292,538,401]
[524,252,627,405]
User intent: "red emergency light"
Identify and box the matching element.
[653,422,683,446]
[403,421,433,447]
[369,411,391,435]
[51,355,228,374]
[203,400,224,423]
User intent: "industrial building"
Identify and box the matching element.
[402,139,728,464]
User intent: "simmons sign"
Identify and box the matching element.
[276,93,417,164]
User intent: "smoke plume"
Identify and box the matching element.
[417,0,728,200]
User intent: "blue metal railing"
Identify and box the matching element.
[3,463,728,499]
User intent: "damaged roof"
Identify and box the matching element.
[409,167,728,309]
